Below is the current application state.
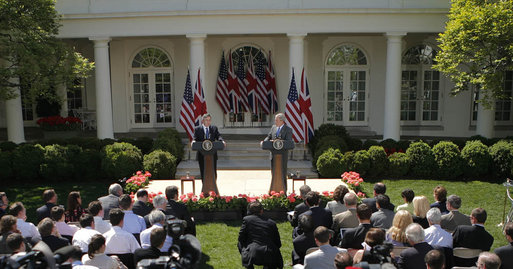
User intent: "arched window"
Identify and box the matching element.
[325,44,368,124]
[129,47,173,127]
[401,44,441,123]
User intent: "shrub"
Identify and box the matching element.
[489,140,513,178]
[40,144,78,181]
[362,139,379,150]
[346,137,363,151]
[310,124,349,151]
[153,128,184,161]
[461,140,491,177]
[12,144,44,181]
[342,151,355,171]
[388,152,410,177]
[134,137,154,155]
[406,141,435,178]
[101,142,143,180]
[0,141,17,152]
[0,150,14,180]
[432,141,463,179]
[367,146,389,177]
[143,150,178,179]
[350,150,371,176]
[312,135,347,167]
[66,137,103,150]
[379,139,398,150]
[469,135,492,146]
[397,140,412,152]
[73,149,103,180]
[316,148,346,178]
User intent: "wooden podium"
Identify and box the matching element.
[192,140,225,195]
[262,140,295,193]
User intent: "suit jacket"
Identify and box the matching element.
[397,242,434,269]
[304,244,346,269]
[42,235,70,252]
[292,231,316,265]
[494,242,513,269]
[134,246,162,264]
[132,200,153,217]
[36,203,56,222]
[453,224,493,251]
[333,208,359,232]
[440,210,471,232]
[98,194,120,220]
[362,197,395,213]
[238,214,283,268]
[291,202,309,227]
[370,208,395,229]
[193,125,223,157]
[299,207,333,231]
[431,200,449,214]
[413,215,430,229]
[264,124,293,142]
[165,199,196,236]
[340,223,372,249]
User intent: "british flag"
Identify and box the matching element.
[227,51,242,113]
[193,68,207,126]
[265,51,278,114]
[236,54,250,112]
[285,69,304,143]
[255,56,270,114]
[299,68,314,144]
[179,69,196,141]
[215,52,230,114]
[245,54,259,114]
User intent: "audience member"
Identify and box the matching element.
[303,226,346,269]
[133,189,153,217]
[51,206,79,238]
[72,214,100,253]
[332,192,359,240]
[292,214,316,265]
[353,228,386,264]
[370,194,395,229]
[82,234,120,269]
[36,189,58,222]
[424,208,452,248]
[0,192,8,218]
[477,252,501,269]
[440,194,470,232]
[453,208,494,266]
[291,185,312,227]
[397,223,433,269]
[430,186,448,214]
[145,195,167,227]
[6,233,25,256]
[87,201,111,234]
[119,194,146,239]
[134,227,165,264]
[386,210,413,247]
[425,249,445,269]
[104,208,141,255]
[140,210,173,253]
[494,222,513,269]
[297,191,332,234]
[238,201,283,269]
[412,196,430,228]
[66,191,86,223]
[165,185,196,235]
[38,217,70,252]
[9,202,41,242]
[340,204,372,249]
[334,252,353,269]
[0,215,19,254]
[325,185,349,215]
[98,183,123,220]
[362,183,395,213]
[396,189,415,214]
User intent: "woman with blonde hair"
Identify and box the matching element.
[386,210,412,246]
[412,196,430,228]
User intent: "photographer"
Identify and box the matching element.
[353,228,389,264]
[134,227,165,264]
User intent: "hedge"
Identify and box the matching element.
[316,148,345,178]
[153,128,184,161]
[143,150,178,179]
[351,150,371,176]
[388,152,410,177]
[406,141,435,178]
[432,141,463,179]
[489,140,513,178]
[367,146,389,178]
[101,142,144,180]
[461,140,490,177]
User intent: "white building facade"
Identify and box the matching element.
[1,0,511,143]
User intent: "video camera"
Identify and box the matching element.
[0,243,82,269]
[353,242,396,269]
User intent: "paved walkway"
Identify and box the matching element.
[146,169,343,196]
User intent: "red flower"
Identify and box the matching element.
[209,191,217,197]
[209,197,214,202]
[192,197,198,202]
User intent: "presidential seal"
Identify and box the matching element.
[273,139,284,150]
[202,140,213,151]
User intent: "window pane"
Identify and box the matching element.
[401,70,418,121]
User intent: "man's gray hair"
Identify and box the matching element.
[343,192,357,206]
[478,252,501,269]
[299,185,312,198]
[202,113,212,120]
[427,208,442,224]
[148,210,166,225]
[109,183,123,196]
[447,194,462,209]
[405,223,425,244]
[275,113,285,122]
[152,195,167,208]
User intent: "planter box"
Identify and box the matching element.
[192,210,242,221]
[43,130,82,140]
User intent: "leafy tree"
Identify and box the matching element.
[0,0,93,102]
[434,0,513,107]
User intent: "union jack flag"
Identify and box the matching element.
[255,55,270,114]
[285,69,304,143]
[179,69,196,141]
[245,54,259,114]
[215,52,230,114]
[236,54,250,112]
[299,68,314,144]
[193,68,207,126]
[266,51,278,114]
[227,51,242,113]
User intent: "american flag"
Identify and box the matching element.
[255,56,270,114]
[215,52,230,114]
[236,54,250,112]
[245,54,259,114]
[227,51,242,113]
[266,51,278,114]
[299,68,314,144]
[179,69,195,141]
[193,68,207,126]
[285,69,304,143]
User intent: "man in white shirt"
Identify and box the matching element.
[104,208,141,254]
[424,208,452,248]
[51,206,78,237]
[304,226,346,269]
[9,202,41,242]
[87,201,111,234]
[72,214,100,253]
[119,194,146,235]
[140,210,173,253]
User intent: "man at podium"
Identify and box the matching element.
[262,113,293,191]
[193,113,224,180]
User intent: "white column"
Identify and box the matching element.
[383,32,406,141]
[476,102,494,138]
[57,84,68,117]
[89,37,114,139]
[186,34,206,92]
[288,33,307,87]
[5,83,25,143]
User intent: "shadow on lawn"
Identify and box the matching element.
[198,252,214,269]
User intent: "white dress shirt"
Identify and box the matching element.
[93,216,111,234]
[72,227,100,253]
[17,218,41,241]
[140,223,173,253]
[56,221,79,236]
[424,224,453,248]
[104,226,141,254]
[122,210,146,234]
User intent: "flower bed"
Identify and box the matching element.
[37,115,82,131]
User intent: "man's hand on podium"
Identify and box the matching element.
[222,141,226,147]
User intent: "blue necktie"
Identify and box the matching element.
[205,128,209,139]
[276,126,281,137]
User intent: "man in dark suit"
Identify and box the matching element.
[36,189,58,223]
[133,189,153,217]
[370,194,395,229]
[238,201,283,269]
[494,222,513,269]
[440,194,471,232]
[339,204,372,249]
[98,183,123,220]
[38,217,70,252]
[453,208,494,267]
[164,186,196,236]
[292,214,316,265]
[134,227,165,264]
[297,192,332,234]
[398,223,434,269]
[362,183,394,213]
[192,113,224,181]
[290,185,311,227]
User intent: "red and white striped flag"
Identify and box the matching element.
[215,52,230,114]
[227,51,242,113]
[236,54,251,112]
[285,69,304,143]
[266,51,278,114]
[245,54,259,114]
[179,69,195,141]
[299,68,314,144]
[193,68,207,126]
[255,55,270,114]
